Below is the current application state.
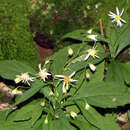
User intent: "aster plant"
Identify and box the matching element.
[0,6,130,130]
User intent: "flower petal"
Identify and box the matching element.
[116,7,120,15]
[55,75,65,78]
[70,72,76,77]
[120,8,124,16]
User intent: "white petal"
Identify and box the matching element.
[109,11,116,16]
[38,64,42,71]
[70,72,76,77]
[116,7,120,15]
[55,75,64,78]
[95,55,100,58]
[62,82,67,93]
[66,83,69,90]
[112,19,115,23]
[70,79,77,82]
[121,18,126,23]
[117,20,122,27]
[120,8,124,16]
[84,53,90,61]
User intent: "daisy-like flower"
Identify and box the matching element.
[87,34,97,41]
[108,7,126,27]
[37,64,51,81]
[15,72,34,85]
[84,45,99,61]
[70,111,77,119]
[55,72,77,93]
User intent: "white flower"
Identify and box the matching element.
[70,111,77,119]
[84,45,99,61]
[55,72,77,93]
[89,64,96,72]
[37,64,51,81]
[12,88,23,95]
[15,72,34,85]
[87,35,97,41]
[68,48,73,56]
[85,103,90,110]
[108,7,126,27]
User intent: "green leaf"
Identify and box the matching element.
[14,80,45,106]
[105,61,124,84]
[75,81,130,108]
[42,112,72,130]
[0,60,36,80]
[13,100,43,126]
[115,24,130,57]
[62,29,109,43]
[0,120,33,130]
[47,44,82,75]
[76,100,121,130]
[119,62,130,85]
[62,29,87,41]
[69,115,98,130]
[66,44,107,73]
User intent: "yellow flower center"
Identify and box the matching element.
[64,76,71,84]
[115,15,121,21]
[91,50,98,57]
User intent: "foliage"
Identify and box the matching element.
[30,0,130,49]
[0,1,130,130]
[0,0,40,69]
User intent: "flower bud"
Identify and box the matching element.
[44,116,48,124]
[45,60,49,65]
[49,90,54,96]
[68,48,73,56]
[87,29,93,34]
[12,88,23,95]
[70,111,77,119]
[40,100,45,107]
[86,72,90,79]
[85,103,90,110]
[89,64,96,72]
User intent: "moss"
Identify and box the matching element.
[0,0,40,69]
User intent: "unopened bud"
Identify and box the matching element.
[70,111,77,119]
[89,64,96,72]
[40,100,45,107]
[68,48,73,56]
[85,103,90,110]
[87,29,93,34]
[12,88,23,95]
[45,60,49,65]
[49,90,54,96]
[86,72,90,79]
[44,116,48,124]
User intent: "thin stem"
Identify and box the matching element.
[99,19,107,52]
